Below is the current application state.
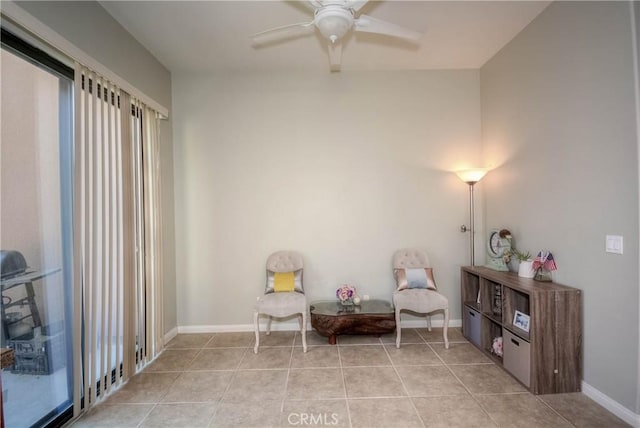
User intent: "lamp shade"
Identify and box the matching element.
[455,168,488,184]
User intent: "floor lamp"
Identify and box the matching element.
[456,169,488,266]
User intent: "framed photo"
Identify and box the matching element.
[513,310,530,332]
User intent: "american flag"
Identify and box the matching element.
[544,252,557,271]
[532,251,557,272]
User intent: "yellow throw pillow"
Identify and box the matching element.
[273,271,295,292]
[265,269,303,293]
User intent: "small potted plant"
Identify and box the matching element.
[512,249,535,278]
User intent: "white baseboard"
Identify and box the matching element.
[400,318,462,328]
[163,326,178,344]
[177,318,462,334]
[581,381,640,427]
[178,324,257,333]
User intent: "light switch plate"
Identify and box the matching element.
[605,235,623,254]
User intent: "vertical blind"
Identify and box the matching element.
[72,63,164,413]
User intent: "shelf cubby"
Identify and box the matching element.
[481,317,503,364]
[461,271,480,310]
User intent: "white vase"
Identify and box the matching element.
[518,260,535,278]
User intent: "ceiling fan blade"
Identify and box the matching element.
[347,0,369,12]
[354,14,422,41]
[328,41,342,72]
[250,22,315,46]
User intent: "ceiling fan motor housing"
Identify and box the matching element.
[315,6,354,43]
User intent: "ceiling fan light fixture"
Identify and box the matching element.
[315,7,353,43]
[251,0,422,72]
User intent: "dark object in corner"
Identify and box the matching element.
[0,250,28,279]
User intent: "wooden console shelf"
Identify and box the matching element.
[461,266,582,394]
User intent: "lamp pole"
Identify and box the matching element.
[468,181,476,266]
[455,169,488,266]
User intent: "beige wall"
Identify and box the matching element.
[15,1,171,110]
[159,118,177,331]
[481,1,639,413]
[172,70,483,327]
[12,0,178,334]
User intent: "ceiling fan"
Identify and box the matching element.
[250,0,422,72]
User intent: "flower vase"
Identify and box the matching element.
[534,268,552,282]
[336,285,356,306]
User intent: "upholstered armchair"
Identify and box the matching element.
[392,248,449,349]
[254,251,308,353]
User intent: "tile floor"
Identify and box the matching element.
[71,328,630,427]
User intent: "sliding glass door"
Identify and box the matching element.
[1,30,74,428]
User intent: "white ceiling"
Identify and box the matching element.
[100,1,550,74]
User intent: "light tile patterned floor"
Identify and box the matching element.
[71,329,630,428]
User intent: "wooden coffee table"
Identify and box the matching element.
[310,299,396,345]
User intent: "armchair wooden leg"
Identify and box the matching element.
[266,316,272,335]
[253,312,260,354]
[443,308,450,349]
[426,315,432,331]
[301,312,308,353]
[395,309,402,349]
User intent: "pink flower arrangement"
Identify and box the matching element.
[491,336,503,357]
[336,285,356,302]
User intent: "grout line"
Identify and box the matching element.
[201,333,217,348]
[381,342,427,428]
[536,395,576,427]
[471,391,531,396]
[150,369,188,405]
[222,367,293,372]
[139,400,217,404]
[174,368,236,372]
[339,364,393,368]
[336,340,353,428]
[134,345,205,428]
[335,343,384,346]
[172,345,253,349]
[346,394,431,400]
[289,366,342,371]
[207,345,251,428]
[165,332,216,350]
[135,403,158,428]
[280,331,296,422]
[283,394,477,401]
[425,340,500,427]
[444,362,495,366]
